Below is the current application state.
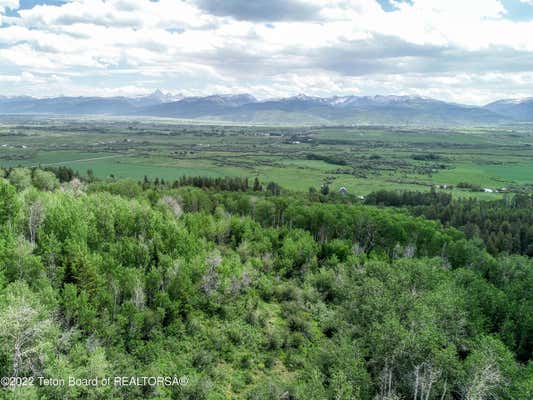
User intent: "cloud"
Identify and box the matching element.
[0,0,19,10]
[194,0,321,22]
[0,0,19,24]
[1,0,533,104]
[18,0,213,29]
[0,71,38,83]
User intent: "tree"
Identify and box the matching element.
[253,177,262,192]
[462,336,517,400]
[277,229,318,276]
[266,182,281,196]
[28,200,45,245]
[0,181,19,225]
[32,170,59,191]
[8,168,31,191]
[0,282,55,377]
[86,169,95,182]
[308,187,320,202]
[158,195,183,218]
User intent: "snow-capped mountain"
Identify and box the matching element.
[139,89,184,104]
[179,94,257,107]
[0,92,523,125]
[484,98,533,121]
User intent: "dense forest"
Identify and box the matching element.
[0,167,531,399]
[365,190,533,257]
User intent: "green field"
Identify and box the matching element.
[1,116,532,197]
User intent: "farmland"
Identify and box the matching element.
[1,117,532,399]
[0,115,532,198]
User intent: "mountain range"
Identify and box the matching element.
[1,90,533,125]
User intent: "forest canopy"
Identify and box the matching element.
[0,168,531,400]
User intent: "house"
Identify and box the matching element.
[338,186,348,195]
[483,188,494,193]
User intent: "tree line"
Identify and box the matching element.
[365,189,533,257]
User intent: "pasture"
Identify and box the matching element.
[1,116,531,198]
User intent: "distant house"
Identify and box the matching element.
[338,186,348,195]
[483,188,494,193]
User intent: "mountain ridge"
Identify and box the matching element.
[1,91,532,125]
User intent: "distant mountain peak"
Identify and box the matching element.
[196,93,257,106]
[144,89,182,103]
[484,97,533,121]
[215,93,257,101]
[292,93,317,100]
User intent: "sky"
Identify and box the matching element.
[2,0,533,104]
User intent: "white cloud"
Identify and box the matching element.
[1,0,533,103]
[0,0,19,10]
[18,0,213,29]
[0,0,18,25]
[0,71,38,83]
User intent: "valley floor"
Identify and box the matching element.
[1,117,532,199]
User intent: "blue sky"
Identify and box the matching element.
[377,0,533,20]
[501,0,533,20]
[2,0,533,104]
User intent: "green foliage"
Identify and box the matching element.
[277,229,318,277]
[8,168,32,191]
[0,281,57,378]
[32,170,59,191]
[0,180,19,225]
[0,171,530,399]
[387,191,533,257]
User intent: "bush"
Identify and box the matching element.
[32,169,59,191]
[8,168,31,191]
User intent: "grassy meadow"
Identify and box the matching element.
[1,116,532,198]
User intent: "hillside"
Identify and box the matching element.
[484,98,533,121]
[0,170,531,399]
